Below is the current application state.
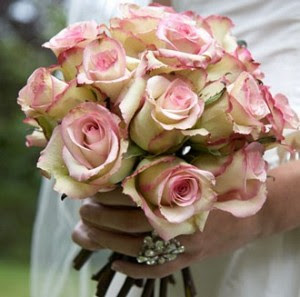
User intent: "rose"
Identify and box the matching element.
[17,67,98,138]
[129,75,204,154]
[262,86,299,140]
[43,21,98,56]
[148,76,204,130]
[204,15,237,53]
[37,102,130,199]
[122,156,216,240]
[110,14,163,58]
[17,67,68,118]
[234,46,264,80]
[189,71,272,150]
[193,142,268,217]
[77,36,130,102]
[22,118,47,148]
[157,14,214,54]
[26,130,47,148]
[155,14,223,68]
[120,3,175,18]
[17,67,97,119]
[190,90,234,149]
[227,71,270,138]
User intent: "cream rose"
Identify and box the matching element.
[262,86,299,140]
[77,36,130,101]
[228,71,270,137]
[129,76,204,154]
[122,156,216,240]
[37,102,130,199]
[193,142,268,217]
[43,21,98,56]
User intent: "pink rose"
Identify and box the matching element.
[120,3,175,18]
[228,71,270,137]
[148,76,204,130]
[110,15,163,58]
[26,130,47,148]
[43,21,98,56]
[122,156,216,240]
[193,142,268,217]
[18,67,68,117]
[77,36,130,101]
[58,47,84,81]
[262,86,299,140]
[205,15,237,53]
[22,118,47,148]
[17,67,98,140]
[157,14,213,54]
[234,46,264,80]
[129,76,205,154]
[37,102,130,199]
[156,14,223,68]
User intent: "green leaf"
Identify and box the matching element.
[257,136,277,144]
[205,88,226,106]
[199,81,226,106]
[36,116,57,140]
[190,144,222,157]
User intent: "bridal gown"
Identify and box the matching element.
[31,1,300,296]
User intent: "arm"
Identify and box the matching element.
[72,160,300,278]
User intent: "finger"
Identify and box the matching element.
[72,222,103,251]
[93,188,136,207]
[80,201,152,233]
[111,255,188,279]
[87,226,144,257]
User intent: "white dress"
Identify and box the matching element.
[31,1,300,297]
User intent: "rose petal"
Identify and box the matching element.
[37,127,100,199]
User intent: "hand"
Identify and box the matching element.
[73,159,300,279]
[72,188,261,279]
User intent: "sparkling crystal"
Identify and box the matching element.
[164,254,177,261]
[172,246,185,254]
[165,243,176,253]
[155,240,164,250]
[158,257,166,265]
[137,256,148,263]
[143,236,153,245]
[145,249,155,257]
[146,258,156,265]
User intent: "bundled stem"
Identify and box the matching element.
[73,249,93,270]
[182,267,197,297]
[117,277,136,297]
[159,277,169,297]
[72,250,197,297]
[141,279,155,297]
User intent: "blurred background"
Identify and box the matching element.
[0,0,66,296]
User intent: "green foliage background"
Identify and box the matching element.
[0,0,66,270]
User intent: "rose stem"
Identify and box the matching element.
[141,279,155,297]
[93,252,125,297]
[116,277,135,297]
[61,193,67,201]
[92,252,122,281]
[168,274,176,285]
[95,262,116,297]
[181,267,197,297]
[125,256,144,288]
[159,276,169,297]
[134,279,144,288]
[72,249,93,271]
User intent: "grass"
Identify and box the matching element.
[0,261,30,297]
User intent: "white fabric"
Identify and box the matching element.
[31,1,300,296]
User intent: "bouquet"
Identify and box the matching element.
[18,3,299,297]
